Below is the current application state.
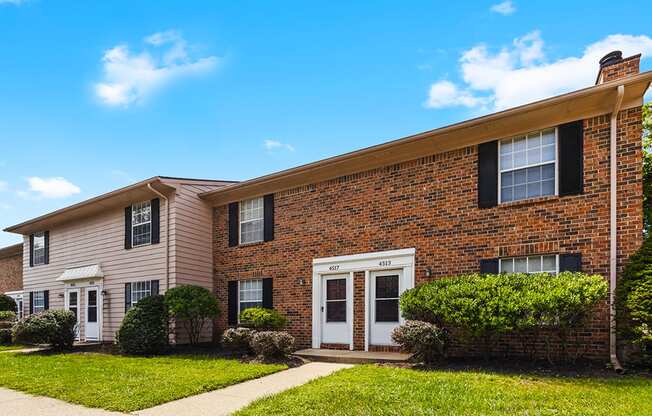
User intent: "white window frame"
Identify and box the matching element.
[32,231,46,266]
[238,279,263,317]
[131,201,152,247]
[32,291,45,314]
[130,280,152,308]
[239,197,264,245]
[498,128,559,204]
[499,254,559,274]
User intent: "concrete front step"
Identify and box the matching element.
[294,348,412,364]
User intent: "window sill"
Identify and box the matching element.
[130,242,152,249]
[498,195,559,209]
[237,241,265,248]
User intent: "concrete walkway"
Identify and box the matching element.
[134,362,352,416]
[0,388,124,416]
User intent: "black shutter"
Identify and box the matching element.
[228,202,239,247]
[228,281,238,325]
[43,291,49,310]
[559,253,582,272]
[151,280,159,295]
[262,278,273,309]
[43,231,50,265]
[558,120,584,196]
[29,234,34,267]
[478,141,499,208]
[124,206,132,249]
[263,194,275,242]
[125,283,132,312]
[151,198,160,244]
[29,292,33,315]
[480,258,499,274]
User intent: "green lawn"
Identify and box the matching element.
[236,365,652,416]
[0,352,285,412]
[0,344,30,352]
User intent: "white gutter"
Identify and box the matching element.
[610,85,625,373]
[147,184,170,293]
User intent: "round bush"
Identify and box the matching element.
[221,327,256,351]
[116,295,168,355]
[239,307,287,330]
[165,285,220,345]
[391,320,448,363]
[250,331,295,360]
[0,294,17,313]
[12,310,77,350]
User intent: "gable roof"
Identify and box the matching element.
[4,176,235,235]
[199,71,652,206]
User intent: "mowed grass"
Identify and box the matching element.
[0,352,285,412]
[236,365,652,416]
[0,345,30,352]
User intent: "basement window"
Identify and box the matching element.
[499,255,558,274]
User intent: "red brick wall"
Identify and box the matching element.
[212,101,643,361]
[0,249,22,294]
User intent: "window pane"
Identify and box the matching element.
[326,279,346,301]
[501,187,513,202]
[500,259,513,273]
[527,181,541,198]
[542,164,555,180]
[500,139,512,154]
[528,256,542,272]
[514,185,526,200]
[542,129,555,145]
[542,255,556,272]
[376,275,398,299]
[527,133,541,149]
[326,300,346,322]
[501,171,513,186]
[527,166,541,183]
[500,155,513,170]
[513,137,526,151]
[514,151,527,168]
[514,169,526,185]
[542,145,555,162]
[375,299,399,322]
[514,258,527,273]
[542,179,555,196]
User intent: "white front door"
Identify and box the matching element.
[369,270,402,346]
[321,274,350,345]
[65,289,80,340]
[84,287,100,341]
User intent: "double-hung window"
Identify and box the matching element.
[239,280,263,314]
[239,197,264,244]
[32,291,45,314]
[130,281,152,307]
[132,201,152,247]
[499,129,556,203]
[32,232,46,266]
[499,255,558,274]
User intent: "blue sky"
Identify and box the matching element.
[0,0,651,246]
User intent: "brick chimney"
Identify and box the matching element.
[596,50,641,84]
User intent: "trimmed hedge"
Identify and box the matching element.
[250,331,295,360]
[0,294,17,313]
[616,235,652,367]
[400,272,607,361]
[222,327,256,351]
[391,320,448,363]
[116,295,168,355]
[239,307,287,331]
[12,310,77,350]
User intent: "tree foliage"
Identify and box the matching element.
[239,307,287,330]
[643,102,651,235]
[165,285,220,345]
[0,294,17,313]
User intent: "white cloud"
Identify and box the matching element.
[425,32,652,111]
[25,177,81,199]
[490,1,515,15]
[94,30,219,107]
[264,139,295,152]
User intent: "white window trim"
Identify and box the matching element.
[130,280,152,308]
[239,197,264,245]
[32,231,46,266]
[497,128,559,204]
[32,291,45,314]
[237,279,263,318]
[131,201,152,248]
[498,254,559,274]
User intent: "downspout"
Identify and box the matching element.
[147,184,170,292]
[610,85,625,373]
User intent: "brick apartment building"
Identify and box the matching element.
[0,244,24,318]
[202,51,650,360]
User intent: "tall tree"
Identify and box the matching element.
[643,102,651,235]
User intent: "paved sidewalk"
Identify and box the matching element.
[0,388,125,416]
[134,362,352,416]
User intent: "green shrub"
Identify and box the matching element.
[617,236,652,367]
[165,285,220,345]
[12,310,77,350]
[116,295,168,355]
[0,310,16,325]
[239,307,287,330]
[0,294,17,313]
[249,331,295,360]
[400,272,607,360]
[222,327,256,351]
[391,320,448,363]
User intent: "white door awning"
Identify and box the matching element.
[56,264,104,282]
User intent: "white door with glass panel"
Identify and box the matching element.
[370,270,402,345]
[321,274,350,345]
[65,289,80,340]
[84,287,100,341]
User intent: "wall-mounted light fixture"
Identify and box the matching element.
[58,293,64,298]
[297,278,305,286]
[425,267,432,278]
